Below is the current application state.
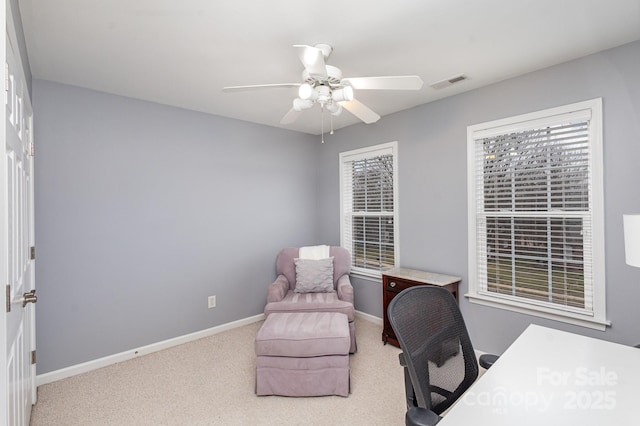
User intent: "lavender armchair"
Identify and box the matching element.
[264,247,357,353]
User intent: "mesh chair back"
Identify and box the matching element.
[388,286,479,415]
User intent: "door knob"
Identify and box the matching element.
[22,289,37,307]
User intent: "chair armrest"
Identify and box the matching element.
[267,275,289,303]
[405,407,441,426]
[399,352,407,367]
[479,353,500,369]
[336,275,354,305]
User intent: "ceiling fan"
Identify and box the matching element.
[223,43,424,127]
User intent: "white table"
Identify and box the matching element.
[438,324,640,425]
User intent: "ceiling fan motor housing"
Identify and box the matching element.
[302,65,343,86]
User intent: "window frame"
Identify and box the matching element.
[339,141,399,279]
[466,99,608,330]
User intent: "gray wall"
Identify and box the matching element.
[33,80,319,373]
[317,40,640,354]
[34,40,640,374]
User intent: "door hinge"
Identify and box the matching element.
[29,143,34,157]
[5,284,10,313]
[30,246,35,260]
[31,350,36,365]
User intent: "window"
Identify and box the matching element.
[340,142,399,278]
[467,99,607,330]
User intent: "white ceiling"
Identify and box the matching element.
[18,0,640,135]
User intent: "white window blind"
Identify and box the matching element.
[467,99,606,329]
[340,142,398,276]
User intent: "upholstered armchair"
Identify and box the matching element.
[264,246,357,353]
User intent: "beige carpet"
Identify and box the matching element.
[30,317,408,425]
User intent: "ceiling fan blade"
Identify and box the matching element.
[340,99,381,124]
[342,76,424,90]
[293,45,328,80]
[280,108,302,125]
[223,83,299,92]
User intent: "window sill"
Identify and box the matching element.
[350,271,382,283]
[465,292,611,331]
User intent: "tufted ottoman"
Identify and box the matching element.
[255,312,350,397]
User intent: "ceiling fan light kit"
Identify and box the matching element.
[223,43,424,135]
[298,83,317,100]
[332,86,353,103]
[326,102,342,116]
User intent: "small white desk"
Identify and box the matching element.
[438,324,640,425]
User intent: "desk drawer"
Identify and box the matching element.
[385,277,414,293]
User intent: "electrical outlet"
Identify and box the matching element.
[208,295,216,309]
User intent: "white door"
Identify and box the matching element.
[2,1,37,424]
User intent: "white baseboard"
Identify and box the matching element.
[355,309,383,326]
[36,313,265,386]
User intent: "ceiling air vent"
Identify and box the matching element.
[429,74,467,90]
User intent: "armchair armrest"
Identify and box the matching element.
[267,275,289,303]
[336,275,354,305]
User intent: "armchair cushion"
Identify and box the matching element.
[264,291,355,321]
[294,257,335,293]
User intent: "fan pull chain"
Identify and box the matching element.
[321,105,325,143]
[330,113,334,135]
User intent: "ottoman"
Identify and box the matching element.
[255,312,350,397]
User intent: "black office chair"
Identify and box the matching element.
[388,285,497,426]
